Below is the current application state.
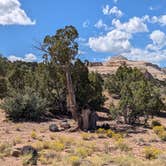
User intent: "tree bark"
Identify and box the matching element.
[65,67,78,121]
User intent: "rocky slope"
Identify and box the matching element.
[88,55,166,81]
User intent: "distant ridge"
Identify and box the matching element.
[108,55,128,61]
[88,55,166,81]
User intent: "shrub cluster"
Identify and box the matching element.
[1,88,47,122]
[153,125,166,141]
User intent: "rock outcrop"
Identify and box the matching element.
[88,55,166,81]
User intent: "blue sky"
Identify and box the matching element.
[0,0,166,67]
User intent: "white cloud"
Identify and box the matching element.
[94,19,111,31]
[24,53,37,61]
[151,15,166,26]
[89,29,131,53]
[8,53,37,62]
[102,5,123,18]
[82,20,90,28]
[150,30,166,46]
[146,30,166,51]
[112,17,148,33]
[8,55,23,62]
[0,0,35,25]
[122,48,166,64]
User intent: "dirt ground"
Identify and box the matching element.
[0,107,166,166]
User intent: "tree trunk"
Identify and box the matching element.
[65,67,78,121]
[81,109,98,131]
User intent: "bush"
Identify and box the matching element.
[158,131,166,141]
[1,88,47,121]
[31,131,37,139]
[115,139,131,152]
[81,133,94,141]
[0,142,12,158]
[68,155,81,166]
[153,126,165,135]
[75,147,92,158]
[144,146,161,159]
[151,120,161,128]
[52,141,65,151]
[106,129,114,138]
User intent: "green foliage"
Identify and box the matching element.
[151,119,161,128]
[1,88,47,121]
[72,60,105,110]
[0,77,7,99]
[88,72,105,110]
[105,65,164,124]
[0,56,9,99]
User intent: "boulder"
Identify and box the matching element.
[21,145,38,156]
[60,121,71,129]
[49,124,59,132]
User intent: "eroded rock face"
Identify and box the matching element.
[88,55,166,81]
[49,124,59,132]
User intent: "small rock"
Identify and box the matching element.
[12,149,21,157]
[49,124,59,132]
[60,121,71,129]
[21,146,38,156]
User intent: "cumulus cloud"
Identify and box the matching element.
[89,29,131,53]
[0,0,35,25]
[151,15,166,26]
[102,5,123,18]
[94,19,111,31]
[112,17,148,33]
[146,30,166,51]
[8,53,37,62]
[122,48,166,64]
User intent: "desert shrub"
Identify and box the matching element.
[21,153,34,166]
[12,136,22,145]
[58,135,75,147]
[153,126,165,135]
[115,139,131,152]
[151,119,161,128]
[81,133,94,141]
[68,155,81,166]
[75,147,92,158]
[144,146,161,159]
[31,131,37,139]
[39,150,56,165]
[109,103,120,120]
[158,131,166,141]
[106,129,114,138]
[96,128,106,134]
[112,133,123,141]
[32,141,44,151]
[153,125,166,141]
[112,155,144,166]
[1,88,47,121]
[52,141,65,151]
[0,142,12,158]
